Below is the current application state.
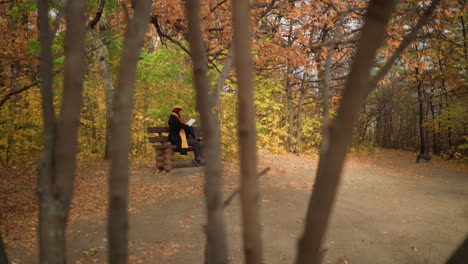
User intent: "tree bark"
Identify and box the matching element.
[294,1,398,263]
[416,70,428,155]
[233,0,264,263]
[0,231,8,264]
[37,0,87,263]
[295,74,307,154]
[459,9,468,67]
[445,235,468,264]
[90,18,115,160]
[184,1,229,263]
[286,65,295,151]
[429,99,439,154]
[100,20,115,160]
[213,45,234,116]
[54,0,87,216]
[37,0,57,262]
[108,0,151,263]
[437,52,453,151]
[321,12,343,128]
[285,22,295,151]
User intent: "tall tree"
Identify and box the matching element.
[90,17,115,160]
[295,0,440,263]
[88,0,115,160]
[295,0,398,262]
[37,0,87,263]
[233,0,263,263]
[184,1,229,263]
[295,0,433,262]
[108,0,151,263]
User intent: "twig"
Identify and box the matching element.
[367,0,440,93]
[150,15,191,56]
[0,68,63,108]
[223,167,270,208]
[88,0,106,29]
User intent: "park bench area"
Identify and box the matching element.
[146,126,197,172]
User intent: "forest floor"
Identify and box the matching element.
[1,148,468,264]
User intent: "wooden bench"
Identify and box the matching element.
[147,126,195,172]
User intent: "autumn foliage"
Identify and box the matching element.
[0,0,466,167]
[0,0,467,263]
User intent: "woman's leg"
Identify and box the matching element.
[187,137,202,161]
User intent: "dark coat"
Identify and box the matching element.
[168,114,191,155]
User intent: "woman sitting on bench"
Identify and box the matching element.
[168,105,203,166]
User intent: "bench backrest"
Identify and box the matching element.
[147,127,171,144]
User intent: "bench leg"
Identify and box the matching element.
[163,148,173,172]
[155,149,165,171]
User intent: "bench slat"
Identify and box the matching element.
[154,145,176,149]
[149,136,169,143]
[147,127,169,133]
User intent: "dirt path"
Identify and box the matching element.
[4,149,468,263]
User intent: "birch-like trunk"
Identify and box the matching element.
[108,0,151,263]
[295,75,307,153]
[90,18,115,160]
[184,1,229,263]
[233,0,263,263]
[214,46,234,116]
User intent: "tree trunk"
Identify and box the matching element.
[459,11,468,67]
[233,0,264,263]
[438,53,453,151]
[37,0,58,262]
[214,45,234,116]
[184,0,229,263]
[319,11,345,136]
[294,1,398,263]
[286,66,295,151]
[445,235,468,264]
[91,19,115,160]
[429,100,439,154]
[101,21,115,160]
[54,0,87,216]
[295,74,307,154]
[321,12,343,128]
[286,23,295,151]
[37,0,87,263]
[108,1,151,263]
[0,231,8,264]
[417,77,427,154]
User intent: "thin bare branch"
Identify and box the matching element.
[0,82,38,107]
[294,1,399,263]
[368,0,440,91]
[150,15,191,56]
[88,0,106,28]
[209,0,228,13]
[223,167,270,208]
